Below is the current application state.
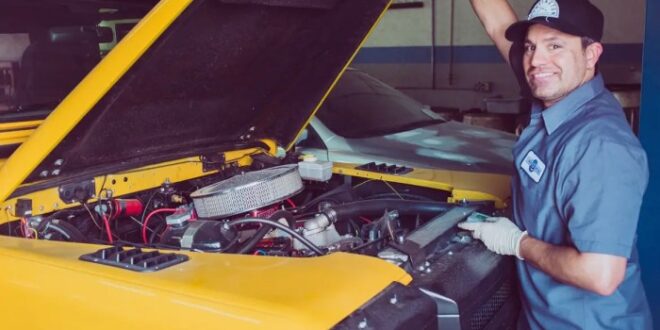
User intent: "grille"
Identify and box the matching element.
[468,279,513,330]
[191,164,303,218]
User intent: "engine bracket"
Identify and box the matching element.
[58,179,96,204]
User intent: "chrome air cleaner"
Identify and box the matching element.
[191,164,303,218]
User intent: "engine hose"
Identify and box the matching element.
[299,183,352,211]
[236,210,294,254]
[38,219,87,242]
[228,217,324,256]
[326,199,453,222]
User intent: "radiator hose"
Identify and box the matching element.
[323,199,452,223]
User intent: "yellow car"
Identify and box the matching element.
[0,1,516,329]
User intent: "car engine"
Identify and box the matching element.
[1,161,518,329]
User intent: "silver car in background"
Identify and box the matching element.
[297,69,517,175]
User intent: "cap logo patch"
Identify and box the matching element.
[528,0,560,20]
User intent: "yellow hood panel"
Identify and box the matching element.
[0,236,410,329]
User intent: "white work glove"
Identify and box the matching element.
[458,217,527,260]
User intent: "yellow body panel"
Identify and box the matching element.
[0,121,41,146]
[0,141,275,224]
[0,236,410,329]
[0,120,43,132]
[333,162,511,208]
[0,128,35,141]
[0,0,193,204]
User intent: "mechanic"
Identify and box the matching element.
[459,0,653,329]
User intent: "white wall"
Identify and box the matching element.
[353,0,646,111]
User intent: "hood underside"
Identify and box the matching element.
[21,0,389,183]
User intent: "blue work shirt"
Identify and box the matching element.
[512,74,653,329]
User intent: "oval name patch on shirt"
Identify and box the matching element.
[521,150,546,183]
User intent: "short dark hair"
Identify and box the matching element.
[581,36,597,49]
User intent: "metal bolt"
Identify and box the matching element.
[54,159,64,166]
[358,318,368,329]
[424,261,431,267]
[448,251,454,256]
[51,169,61,176]
[389,295,398,305]
[39,170,49,178]
[417,265,426,271]
[425,267,432,274]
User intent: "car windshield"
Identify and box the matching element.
[317,70,444,138]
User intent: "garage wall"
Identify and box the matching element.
[352,0,645,111]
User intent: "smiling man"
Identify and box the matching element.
[464,0,653,329]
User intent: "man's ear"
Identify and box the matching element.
[585,42,604,70]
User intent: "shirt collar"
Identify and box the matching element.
[534,74,606,135]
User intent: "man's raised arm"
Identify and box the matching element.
[469,0,518,62]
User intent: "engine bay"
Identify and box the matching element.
[0,157,519,329]
[1,160,495,266]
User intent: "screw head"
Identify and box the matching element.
[389,295,398,305]
[358,318,368,329]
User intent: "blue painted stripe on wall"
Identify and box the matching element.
[353,44,643,64]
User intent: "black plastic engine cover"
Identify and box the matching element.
[332,282,437,330]
[412,241,520,330]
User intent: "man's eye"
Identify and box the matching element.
[550,44,562,50]
[524,45,535,52]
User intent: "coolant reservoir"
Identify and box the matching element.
[298,155,332,181]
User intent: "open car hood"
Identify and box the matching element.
[0,0,391,202]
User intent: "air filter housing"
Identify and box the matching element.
[191,164,303,218]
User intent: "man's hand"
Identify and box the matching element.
[458,217,527,259]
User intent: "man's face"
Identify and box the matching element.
[523,24,599,107]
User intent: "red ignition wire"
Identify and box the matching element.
[358,216,372,224]
[286,199,297,208]
[19,217,27,238]
[142,208,178,244]
[102,214,113,244]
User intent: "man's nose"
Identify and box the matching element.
[530,48,548,68]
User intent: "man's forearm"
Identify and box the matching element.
[469,0,517,61]
[519,235,627,296]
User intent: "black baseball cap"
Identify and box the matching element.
[505,0,604,42]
